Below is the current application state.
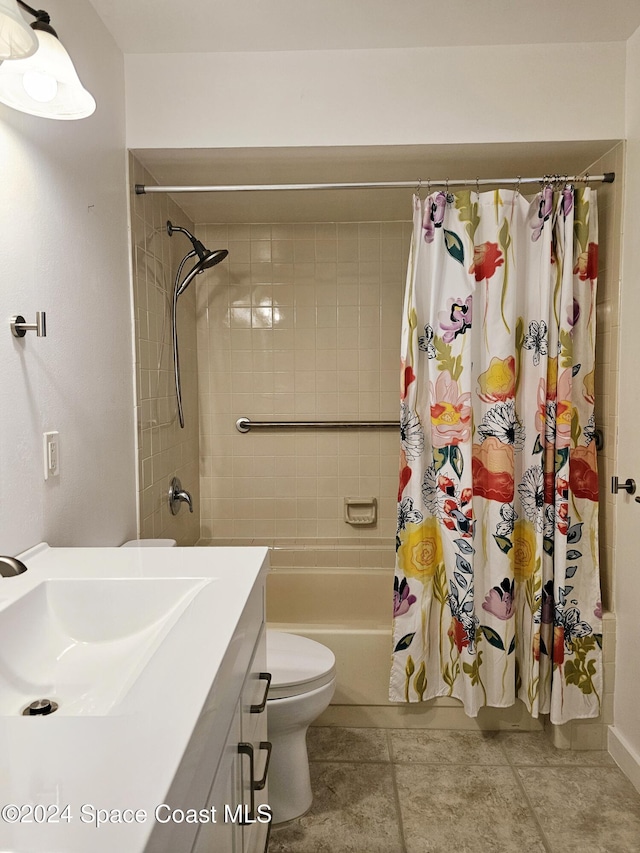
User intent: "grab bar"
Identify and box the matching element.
[236,417,399,433]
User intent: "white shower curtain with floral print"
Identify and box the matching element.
[390,187,602,724]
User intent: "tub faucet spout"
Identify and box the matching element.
[0,557,28,577]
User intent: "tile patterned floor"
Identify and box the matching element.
[268,728,640,853]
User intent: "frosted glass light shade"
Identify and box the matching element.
[0,0,37,59]
[0,28,95,119]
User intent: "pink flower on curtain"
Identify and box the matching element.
[482,578,515,620]
[531,185,554,241]
[429,371,472,447]
[422,192,447,243]
[469,242,504,282]
[439,296,473,342]
[555,368,573,449]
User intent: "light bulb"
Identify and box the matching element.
[22,68,57,102]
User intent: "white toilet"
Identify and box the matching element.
[266,630,336,824]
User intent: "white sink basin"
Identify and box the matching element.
[0,577,211,716]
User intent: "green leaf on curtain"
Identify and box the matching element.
[533,435,544,455]
[573,191,590,253]
[543,537,555,557]
[559,329,573,368]
[454,191,481,245]
[450,445,464,478]
[433,446,449,472]
[404,655,415,702]
[594,633,603,649]
[395,633,416,653]
[515,317,524,394]
[567,522,583,544]
[434,337,463,381]
[433,563,449,604]
[508,635,516,655]
[571,409,582,445]
[463,651,483,686]
[555,447,569,471]
[443,229,465,264]
[493,534,513,554]
[497,218,512,332]
[413,661,428,700]
[480,626,505,651]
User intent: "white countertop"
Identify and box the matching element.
[0,544,269,853]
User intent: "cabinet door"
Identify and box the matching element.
[192,708,243,853]
[240,628,271,853]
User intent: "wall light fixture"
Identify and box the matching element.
[0,0,95,119]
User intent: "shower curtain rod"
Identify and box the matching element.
[135,173,614,195]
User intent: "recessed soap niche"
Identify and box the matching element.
[344,497,377,526]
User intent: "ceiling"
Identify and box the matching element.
[111,2,632,223]
[89,0,640,54]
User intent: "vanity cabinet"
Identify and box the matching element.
[189,586,271,853]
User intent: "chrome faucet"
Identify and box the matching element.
[168,477,194,515]
[0,556,28,577]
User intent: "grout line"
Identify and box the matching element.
[498,739,554,853]
[387,730,409,853]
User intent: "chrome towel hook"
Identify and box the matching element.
[10,312,46,338]
[612,476,636,495]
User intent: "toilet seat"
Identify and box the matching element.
[267,630,336,700]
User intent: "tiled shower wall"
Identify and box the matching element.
[129,154,201,544]
[195,221,411,542]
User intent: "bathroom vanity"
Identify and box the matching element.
[0,544,270,853]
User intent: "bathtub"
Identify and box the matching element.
[265,539,543,731]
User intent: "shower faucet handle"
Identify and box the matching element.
[168,476,194,515]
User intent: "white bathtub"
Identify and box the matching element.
[265,541,542,731]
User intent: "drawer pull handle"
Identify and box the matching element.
[250,672,271,714]
[238,740,272,821]
[253,741,272,792]
[238,742,255,822]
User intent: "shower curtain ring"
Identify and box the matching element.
[515,175,521,195]
[475,177,480,196]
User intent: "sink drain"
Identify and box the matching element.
[22,699,59,716]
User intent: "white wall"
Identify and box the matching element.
[125,42,626,149]
[0,0,136,555]
[610,23,640,788]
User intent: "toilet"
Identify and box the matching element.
[266,630,336,824]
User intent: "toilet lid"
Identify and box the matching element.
[267,630,336,699]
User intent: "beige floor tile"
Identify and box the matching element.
[269,762,403,853]
[497,731,615,766]
[307,726,390,763]
[518,766,640,852]
[390,729,507,765]
[395,764,547,853]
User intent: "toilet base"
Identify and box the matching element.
[267,678,335,824]
[268,725,313,824]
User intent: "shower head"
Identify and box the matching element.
[167,220,228,293]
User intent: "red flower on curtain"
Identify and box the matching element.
[448,617,470,653]
[573,242,598,281]
[469,241,504,282]
[569,443,599,501]
[471,438,514,502]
